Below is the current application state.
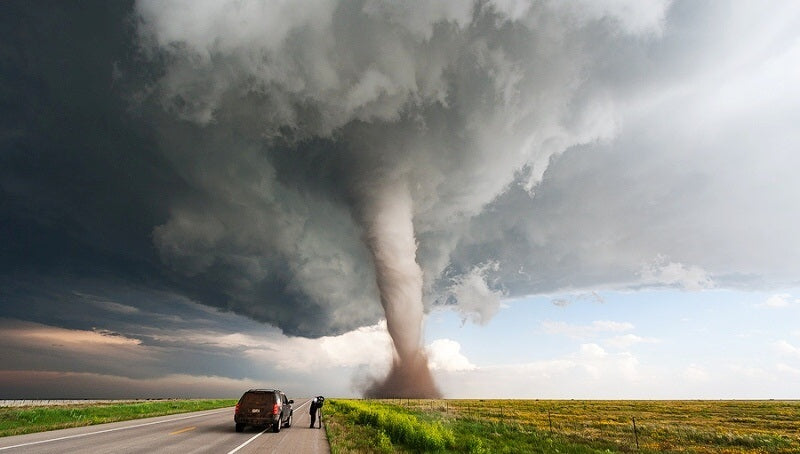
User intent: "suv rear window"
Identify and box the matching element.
[240,391,276,406]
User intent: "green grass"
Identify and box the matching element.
[325,399,800,453]
[0,399,237,437]
[326,399,617,453]
[331,400,455,452]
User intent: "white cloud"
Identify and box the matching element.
[577,343,608,359]
[186,322,395,372]
[557,0,670,36]
[483,359,577,378]
[550,292,605,307]
[592,321,635,332]
[427,341,800,399]
[683,365,710,382]
[776,363,800,376]
[640,257,714,291]
[362,0,473,41]
[605,333,658,349]
[426,339,476,371]
[760,293,799,308]
[446,262,505,325]
[432,342,642,397]
[573,343,640,381]
[728,365,770,380]
[773,340,800,358]
[318,323,394,367]
[541,320,634,339]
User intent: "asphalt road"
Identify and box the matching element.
[0,398,329,454]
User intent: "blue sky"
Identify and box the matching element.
[423,288,800,398]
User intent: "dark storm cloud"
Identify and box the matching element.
[0,1,368,336]
[1,1,178,330]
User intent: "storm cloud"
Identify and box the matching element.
[2,0,800,396]
[126,0,674,336]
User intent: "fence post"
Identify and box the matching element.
[632,416,639,450]
[548,411,553,435]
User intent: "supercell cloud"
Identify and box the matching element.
[2,0,800,396]
[130,0,671,338]
[133,0,675,394]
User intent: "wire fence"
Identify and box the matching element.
[362,398,800,452]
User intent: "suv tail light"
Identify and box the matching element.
[272,403,280,415]
[235,403,240,415]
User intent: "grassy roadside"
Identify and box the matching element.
[324,399,800,453]
[0,399,237,437]
[324,399,614,453]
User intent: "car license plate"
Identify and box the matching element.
[251,409,260,413]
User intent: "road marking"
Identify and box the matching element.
[226,427,268,454]
[225,399,312,454]
[169,426,196,435]
[0,408,231,451]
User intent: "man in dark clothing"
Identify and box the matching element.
[309,396,324,428]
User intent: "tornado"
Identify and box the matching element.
[357,179,440,398]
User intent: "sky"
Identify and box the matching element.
[1,0,799,399]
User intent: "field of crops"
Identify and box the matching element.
[325,399,800,453]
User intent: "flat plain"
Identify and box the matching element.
[325,399,800,453]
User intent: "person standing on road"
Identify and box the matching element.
[309,396,324,428]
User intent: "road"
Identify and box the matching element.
[0,398,329,454]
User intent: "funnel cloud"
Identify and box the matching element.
[358,180,439,397]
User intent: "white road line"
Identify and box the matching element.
[226,427,268,454]
[295,400,310,411]
[0,408,232,451]
[225,398,311,454]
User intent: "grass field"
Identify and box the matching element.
[325,399,800,453]
[0,399,236,437]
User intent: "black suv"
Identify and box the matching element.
[234,389,294,432]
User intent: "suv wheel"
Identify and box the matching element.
[285,412,293,428]
[273,419,281,433]
[235,423,244,433]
